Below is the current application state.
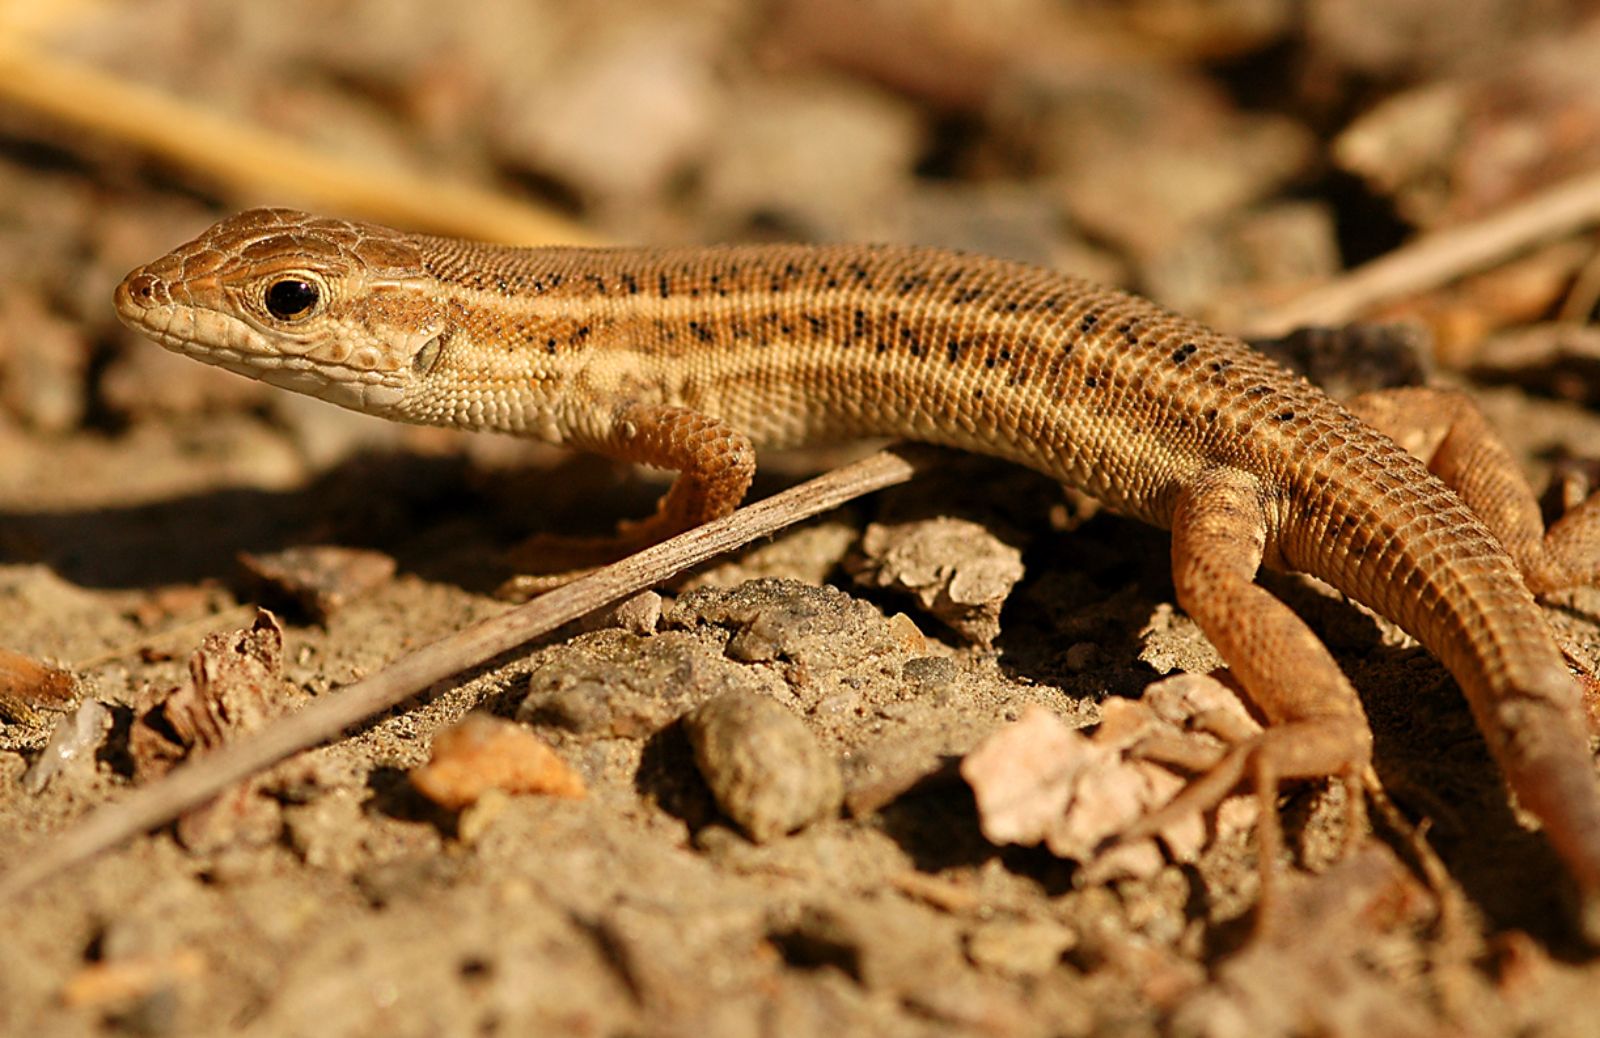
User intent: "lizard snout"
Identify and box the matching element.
[114,269,170,319]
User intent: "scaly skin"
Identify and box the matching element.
[116,208,1600,939]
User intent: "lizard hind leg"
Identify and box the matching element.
[500,402,756,597]
[1122,467,1375,922]
[1345,386,1600,595]
[1545,491,1600,592]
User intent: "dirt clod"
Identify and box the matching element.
[685,690,843,842]
[849,517,1025,646]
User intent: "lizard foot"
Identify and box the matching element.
[1114,725,1370,937]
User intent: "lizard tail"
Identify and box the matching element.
[1395,543,1600,944]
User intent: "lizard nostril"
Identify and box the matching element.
[117,272,166,310]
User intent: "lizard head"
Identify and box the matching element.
[115,208,448,413]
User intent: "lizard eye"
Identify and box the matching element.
[264,278,321,321]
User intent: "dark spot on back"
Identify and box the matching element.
[1171,342,1197,364]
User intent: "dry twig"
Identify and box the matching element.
[0,38,599,246]
[1246,169,1600,336]
[0,447,930,900]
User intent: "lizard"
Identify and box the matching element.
[115,207,1600,939]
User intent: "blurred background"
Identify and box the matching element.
[6,0,1600,402]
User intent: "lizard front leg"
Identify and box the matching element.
[1122,467,1374,915]
[502,402,756,596]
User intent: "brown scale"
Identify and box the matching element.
[116,208,1600,942]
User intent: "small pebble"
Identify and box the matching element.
[581,590,662,635]
[22,699,110,794]
[684,691,842,842]
[966,919,1077,979]
[902,654,959,694]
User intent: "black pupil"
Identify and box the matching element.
[265,279,319,319]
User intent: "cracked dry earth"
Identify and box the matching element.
[2,389,1600,1037]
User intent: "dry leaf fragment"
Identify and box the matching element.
[239,545,397,622]
[128,611,300,852]
[0,646,77,724]
[962,676,1260,880]
[410,713,586,810]
[130,611,292,776]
